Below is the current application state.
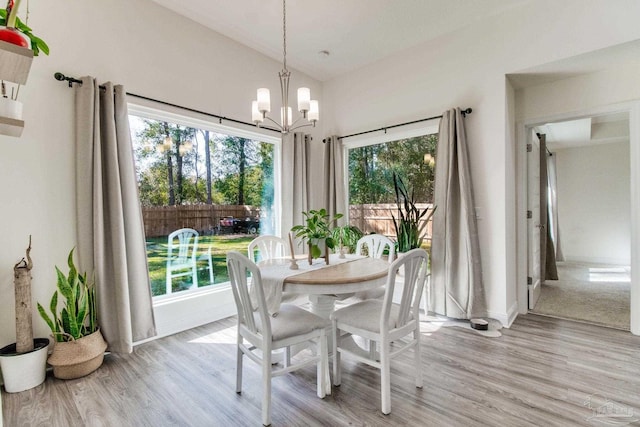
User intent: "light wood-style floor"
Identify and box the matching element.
[3,314,640,426]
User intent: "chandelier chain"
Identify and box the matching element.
[282,0,287,72]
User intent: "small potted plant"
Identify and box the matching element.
[291,209,342,264]
[37,249,107,380]
[0,0,49,54]
[331,224,364,258]
[0,237,49,393]
[391,174,437,254]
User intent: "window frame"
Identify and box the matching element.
[128,102,282,302]
[341,120,440,223]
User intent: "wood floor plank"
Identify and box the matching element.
[3,314,640,426]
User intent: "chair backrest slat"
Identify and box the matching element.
[227,251,271,337]
[168,228,199,263]
[381,248,427,332]
[248,235,288,262]
[356,234,396,262]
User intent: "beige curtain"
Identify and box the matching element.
[324,136,346,225]
[281,132,311,238]
[430,108,486,319]
[75,77,157,353]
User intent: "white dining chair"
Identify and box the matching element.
[351,234,396,301]
[248,235,289,262]
[226,251,330,426]
[331,248,428,415]
[355,234,396,262]
[166,228,199,294]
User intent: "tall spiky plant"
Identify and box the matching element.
[391,174,437,253]
[37,249,98,342]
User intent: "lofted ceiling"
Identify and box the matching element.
[149,0,529,82]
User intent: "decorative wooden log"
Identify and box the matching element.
[14,236,34,354]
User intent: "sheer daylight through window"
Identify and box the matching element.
[129,111,277,298]
[347,134,437,250]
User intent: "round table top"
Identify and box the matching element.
[283,257,390,295]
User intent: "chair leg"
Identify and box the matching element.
[236,336,243,394]
[262,349,272,426]
[192,265,198,289]
[414,328,423,388]
[332,320,341,386]
[284,347,291,368]
[380,340,391,415]
[207,255,214,284]
[317,329,327,398]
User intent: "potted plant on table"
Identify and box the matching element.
[0,237,50,393]
[391,174,437,254]
[37,249,107,380]
[291,209,342,264]
[331,224,364,258]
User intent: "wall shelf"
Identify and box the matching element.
[0,116,24,137]
[0,39,32,137]
[0,40,34,84]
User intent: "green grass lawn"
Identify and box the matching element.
[146,234,254,296]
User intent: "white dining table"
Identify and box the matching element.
[260,254,390,319]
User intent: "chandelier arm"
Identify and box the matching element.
[289,122,315,133]
[263,115,285,131]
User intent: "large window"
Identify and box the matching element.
[129,105,280,299]
[346,131,437,245]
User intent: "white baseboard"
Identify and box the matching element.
[563,256,630,266]
[486,300,519,328]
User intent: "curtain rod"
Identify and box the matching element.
[335,107,472,141]
[53,72,282,135]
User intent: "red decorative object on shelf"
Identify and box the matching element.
[0,26,29,48]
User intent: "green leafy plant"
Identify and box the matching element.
[391,174,437,253]
[0,1,50,56]
[331,224,364,254]
[291,209,343,258]
[37,249,98,342]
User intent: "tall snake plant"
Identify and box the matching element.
[391,174,437,253]
[37,249,98,342]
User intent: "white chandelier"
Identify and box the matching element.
[252,0,318,134]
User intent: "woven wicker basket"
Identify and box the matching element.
[47,329,107,379]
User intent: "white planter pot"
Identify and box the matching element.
[0,97,23,120]
[0,338,49,393]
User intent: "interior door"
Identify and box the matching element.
[538,133,549,283]
[527,130,542,309]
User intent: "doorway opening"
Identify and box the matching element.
[526,112,631,330]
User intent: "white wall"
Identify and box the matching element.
[0,0,324,347]
[324,0,640,325]
[555,141,631,265]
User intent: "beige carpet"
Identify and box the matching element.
[531,261,630,330]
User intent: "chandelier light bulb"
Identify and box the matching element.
[281,107,293,127]
[297,87,310,113]
[257,88,271,113]
[308,100,319,122]
[252,101,263,123]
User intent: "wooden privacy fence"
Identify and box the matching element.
[142,205,260,237]
[142,203,434,239]
[349,203,434,240]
